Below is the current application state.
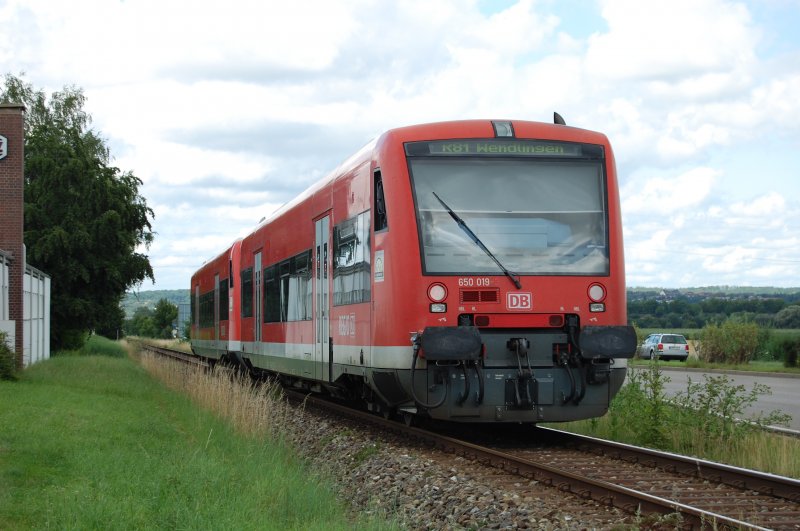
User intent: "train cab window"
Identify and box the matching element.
[407,140,609,276]
[333,211,370,305]
[374,169,388,232]
[241,267,253,318]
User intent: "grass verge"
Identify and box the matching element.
[0,352,378,529]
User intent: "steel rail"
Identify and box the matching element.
[535,426,800,503]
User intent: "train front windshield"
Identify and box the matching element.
[406,139,609,276]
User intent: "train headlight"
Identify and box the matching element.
[430,303,447,313]
[588,283,606,302]
[590,303,605,312]
[427,283,447,302]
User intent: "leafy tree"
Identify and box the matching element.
[152,298,178,339]
[124,307,157,338]
[1,74,154,349]
[774,305,800,329]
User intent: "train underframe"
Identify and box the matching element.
[195,320,635,424]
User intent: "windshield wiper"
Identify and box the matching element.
[431,191,522,290]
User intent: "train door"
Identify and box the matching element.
[214,274,220,344]
[314,215,331,381]
[254,251,262,342]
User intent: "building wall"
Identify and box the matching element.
[0,104,25,367]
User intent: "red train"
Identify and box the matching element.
[191,117,636,423]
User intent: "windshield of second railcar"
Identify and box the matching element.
[406,139,609,276]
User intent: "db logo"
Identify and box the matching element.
[507,292,532,310]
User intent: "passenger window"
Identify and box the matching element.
[264,250,312,323]
[333,211,370,305]
[241,267,253,318]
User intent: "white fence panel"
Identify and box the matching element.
[23,266,50,367]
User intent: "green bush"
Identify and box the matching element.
[779,338,800,368]
[0,331,17,380]
[699,321,760,364]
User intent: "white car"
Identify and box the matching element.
[638,333,689,361]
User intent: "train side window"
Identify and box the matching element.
[264,250,312,323]
[333,211,370,306]
[199,290,214,328]
[241,267,253,318]
[264,265,280,323]
[219,278,229,321]
[374,169,388,231]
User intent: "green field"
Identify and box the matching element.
[0,348,380,530]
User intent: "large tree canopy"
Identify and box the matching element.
[1,74,155,349]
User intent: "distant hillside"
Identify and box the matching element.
[122,289,190,319]
[122,286,800,320]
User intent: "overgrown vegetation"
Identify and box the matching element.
[561,360,797,478]
[0,331,16,380]
[698,321,760,364]
[0,347,382,529]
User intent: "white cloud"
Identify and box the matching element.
[586,0,757,82]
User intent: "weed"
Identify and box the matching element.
[352,442,381,466]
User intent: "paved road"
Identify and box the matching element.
[628,367,800,431]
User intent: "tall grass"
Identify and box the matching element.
[137,349,294,440]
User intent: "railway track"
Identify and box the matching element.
[136,342,209,368]
[293,392,800,530]
[144,343,800,529]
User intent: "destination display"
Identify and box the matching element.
[406,139,602,158]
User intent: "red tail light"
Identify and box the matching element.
[685,345,690,351]
[657,343,663,350]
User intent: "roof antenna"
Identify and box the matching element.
[553,112,566,125]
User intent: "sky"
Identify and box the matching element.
[2,0,799,290]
